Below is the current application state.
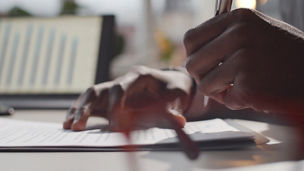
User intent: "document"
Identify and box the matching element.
[0,118,263,151]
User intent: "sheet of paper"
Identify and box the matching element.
[0,118,239,147]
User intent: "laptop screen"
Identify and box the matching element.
[0,16,102,95]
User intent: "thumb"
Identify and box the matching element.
[153,112,186,129]
[171,114,187,128]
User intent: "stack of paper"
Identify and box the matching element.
[0,118,265,151]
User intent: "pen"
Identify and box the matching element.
[215,0,233,16]
[163,112,199,160]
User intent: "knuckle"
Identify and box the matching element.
[80,87,96,100]
[93,81,115,95]
[135,65,149,74]
[235,72,254,96]
[137,74,157,82]
[183,28,196,46]
[185,60,196,77]
[231,23,250,36]
[231,8,256,23]
[185,59,192,72]
[130,74,164,92]
[85,87,93,92]
[228,23,256,46]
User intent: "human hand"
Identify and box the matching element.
[63,66,194,132]
[184,8,304,114]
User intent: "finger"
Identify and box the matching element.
[65,107,76,121]
[64,90,86,124]
[222,85,250,110]
[163,111,199,160]
[163,88,191,112]
[197,49,245,103]
[223,67,263,111]
[63,92,84,130]
[64,89,91,124]
[107,84,125,131]
[186,23,252,83]
[63,107,76,129]
[184,13,230,55]
[157,113,186,129]
[73,88,96,121]
[89,89,110,118]
[136,110,198,159]
[184,8,256,55]
[219,49,260,111]
[71,88,96,131]
[134,111,186,129]
[174,114,187,128]
[63,116,74,129]
[71,108,90,131]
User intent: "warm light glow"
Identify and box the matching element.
[235,0,257,9]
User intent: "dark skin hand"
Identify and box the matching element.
[185,9,304,156]
[184,8,304,116]
[63,66,194,132]
[62,66,202,159]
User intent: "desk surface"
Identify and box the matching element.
[0,110,303,171]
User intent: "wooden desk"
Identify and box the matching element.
[0,110,303,171]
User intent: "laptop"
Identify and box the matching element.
[0,15,115,109]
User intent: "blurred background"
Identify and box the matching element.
[0,0,292,79]
[0,0,303,113]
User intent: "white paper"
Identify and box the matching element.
[0,118,240,147]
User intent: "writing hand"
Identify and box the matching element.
[184,8,304,114]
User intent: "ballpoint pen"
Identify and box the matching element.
[216,0,233,16]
